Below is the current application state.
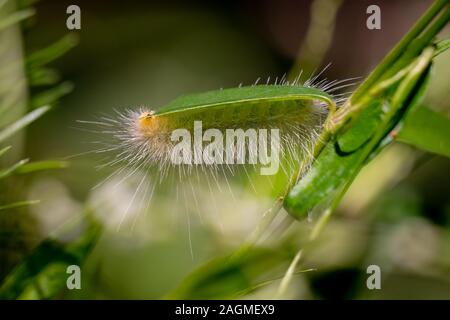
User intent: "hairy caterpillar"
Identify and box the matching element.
[79,74,355,233]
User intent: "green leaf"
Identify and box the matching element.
[26,34,79,68]
[0,105,51,143]
[0,158,29,179]
[0,216,102,300]
[337,99,384,153]
[157,85,335,116]
[0,145,11,158]
[0,8,34,31]
[284,139,365,219]
[28,67,60,86]
[15,160,69,174]
[397,106,450,158]
[167,247,292,299]
[30,83,73,109]
[17,0,39,9]
[285,48,434,219]
[0,200,40,211]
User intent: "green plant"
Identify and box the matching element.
[0,0,449,300]
[0,0,100,299]
[167,0,450,299]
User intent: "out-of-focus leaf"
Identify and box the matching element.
[0,200,40,211]
[0,146,11,158]
[26,34,78,68]
[237,268,315,298]
[0,159,66,179]
[0,158,29,179]
[17,0,39,9]
[0,8,34,31]
[0,216,102,300]
[28,67,60,86]
[167,247,293,299]
[0,105,50,143]
[30,83,73,109]
[25,34,78,98]
[15,160,69,174]
[397,106,450,158]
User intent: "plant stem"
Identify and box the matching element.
[351,0,448,103]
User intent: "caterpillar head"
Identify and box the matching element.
[137,109,168,140]
[138,110,156,129]
[132,109,172,164]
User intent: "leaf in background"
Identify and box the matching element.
[167,247,293,299]
[0,216,102,300]
[0,200,40,211]
[17,0,39,9]
[0,158,28,179]
[28,67,60,86]
[0,105,50,143]
[26,33,79,68]
[0,0,83,301]
[0,8,34,31]
[397,106,450,158]
[30,82,73,109]
[26,34,79,87]
[0,145,11,158]
[14,160,69,174]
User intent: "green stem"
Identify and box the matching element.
[312,48,434,241]
[351,0,448,103]
[383,5,450,80]
[234,0,447,266]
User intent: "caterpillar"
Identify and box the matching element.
[79,74,355,232]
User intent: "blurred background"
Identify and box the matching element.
[1,0,449,299]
